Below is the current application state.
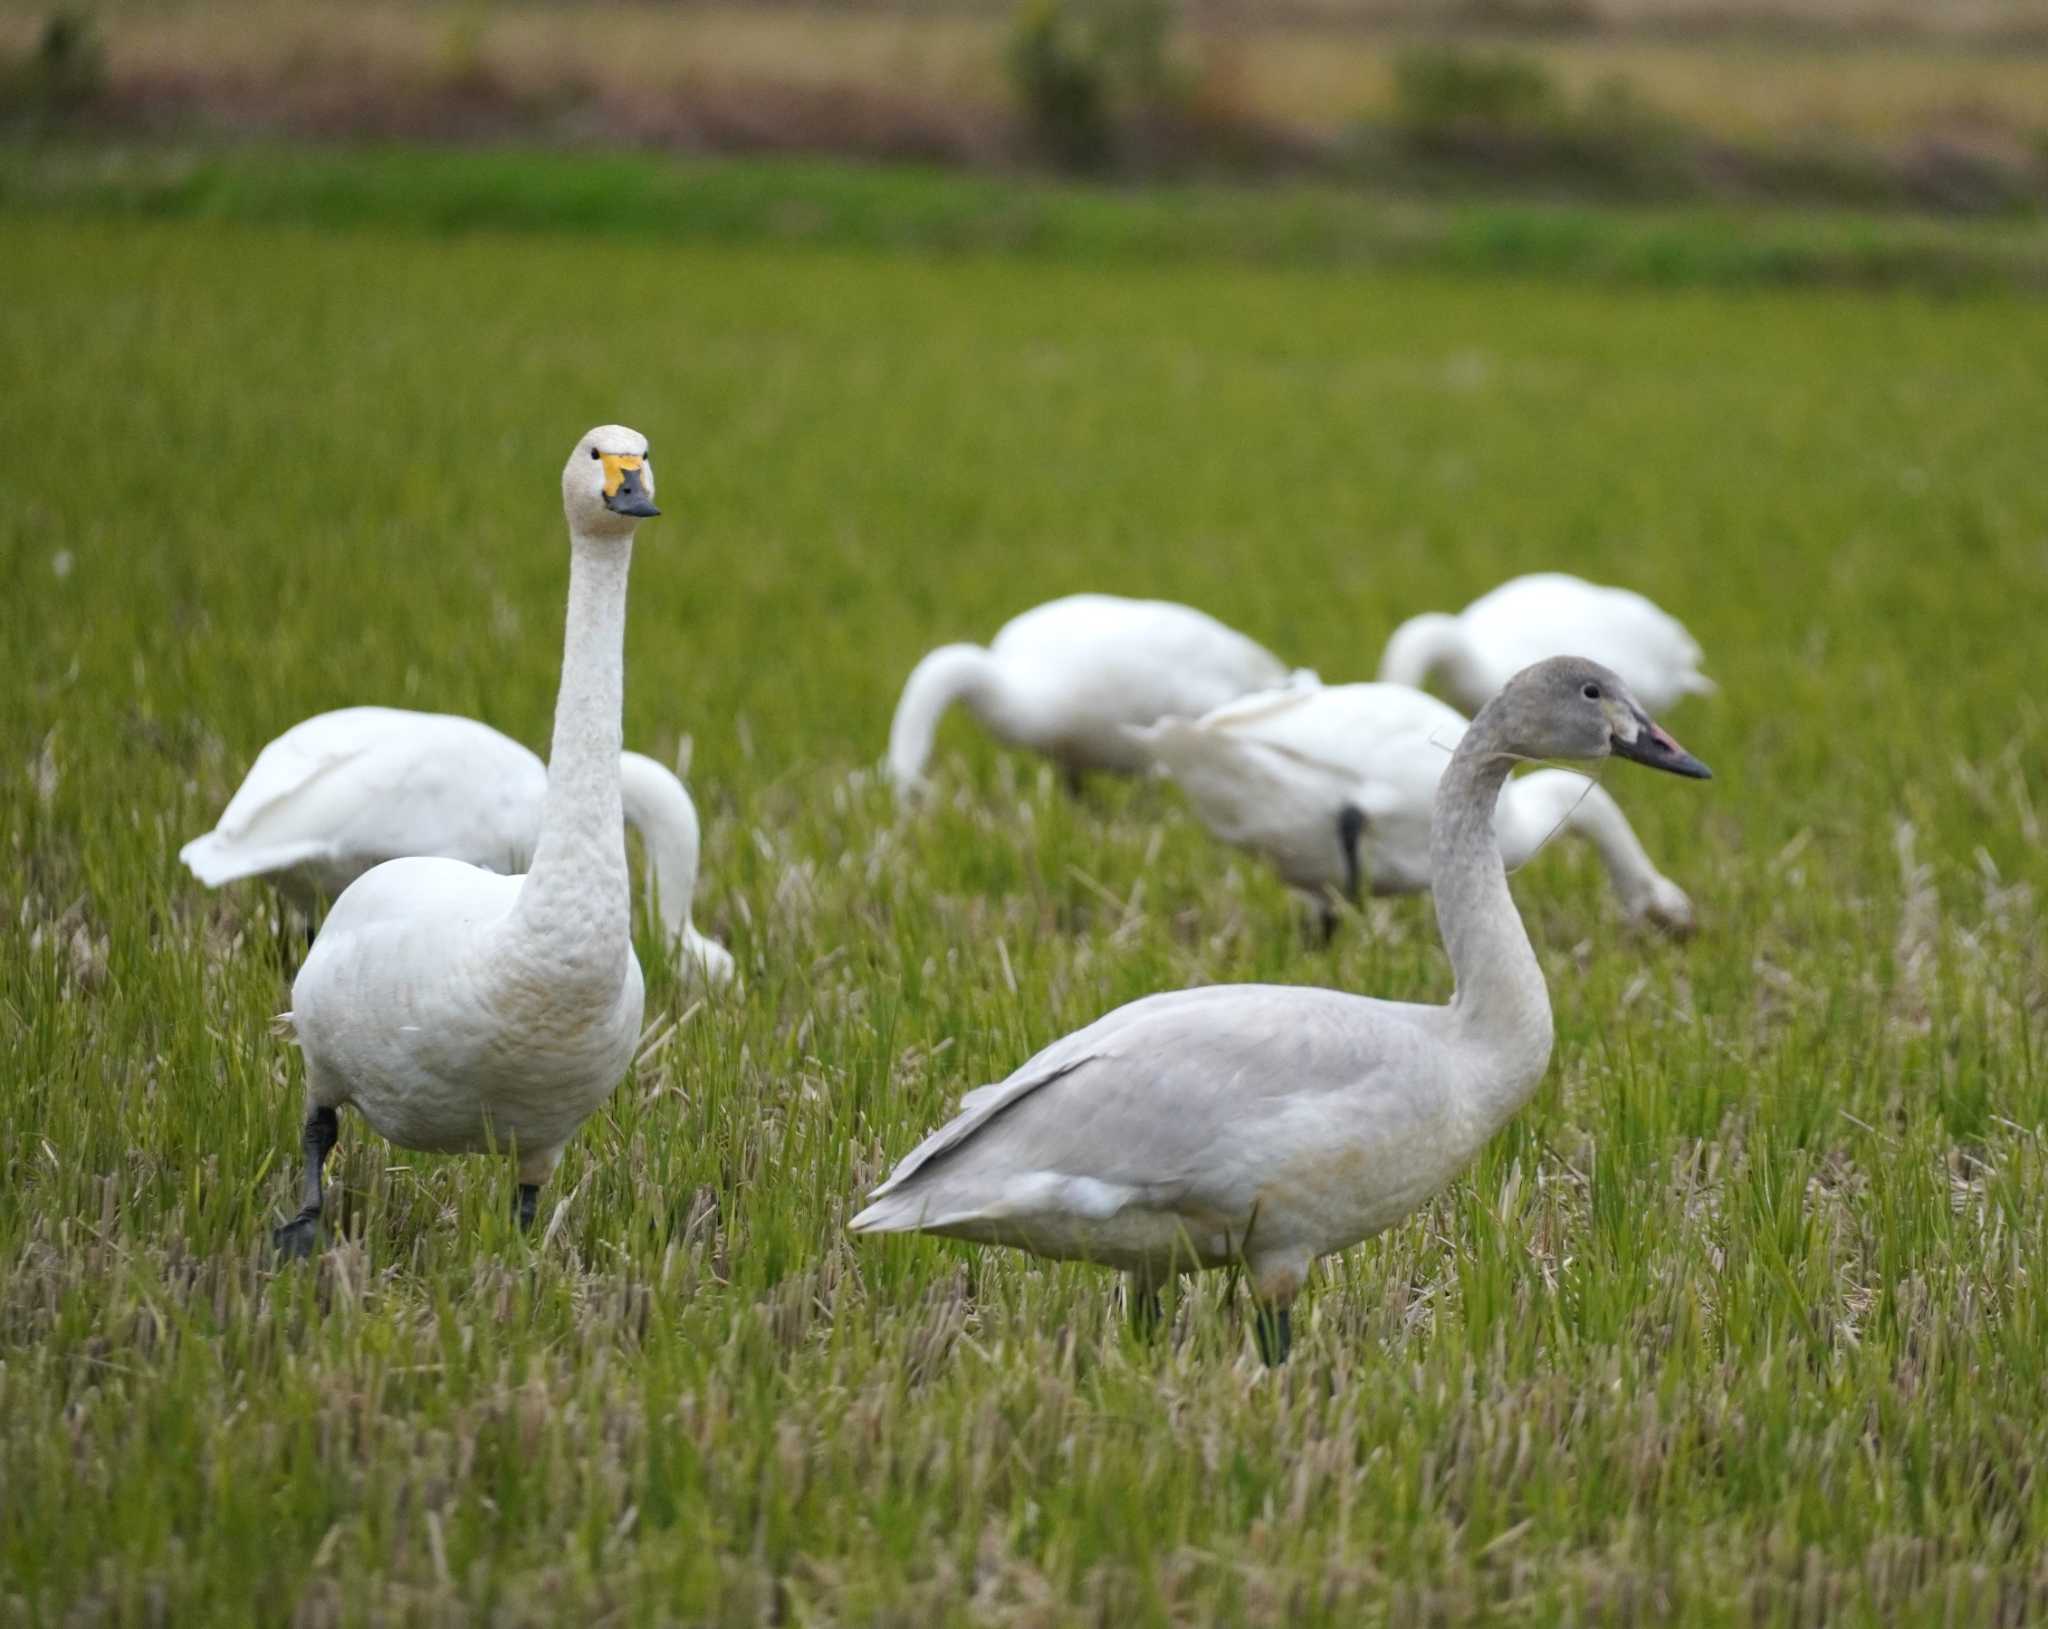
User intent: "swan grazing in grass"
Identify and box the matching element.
[851,657,1710,1364]
[181,711,733,986]
[1131,682,1694,939]
[274,426,661,1256]
[1379,573,1713,715]
[887,593,1311,793]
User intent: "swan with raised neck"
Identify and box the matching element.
[274,425,661,1256]
[852,656,1710,1364]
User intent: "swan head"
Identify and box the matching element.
[1493,656,1712,779]
[563,424,658,538]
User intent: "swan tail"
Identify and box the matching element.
[847,1193,932,1234]
[862,1053,1100,1206]
[179,832,330,888]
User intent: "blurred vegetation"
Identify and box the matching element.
[8,146,2048,294]
[1383,46,1698,198]
[1005,0,1184,170]
[4,3,2048,211]
[0,10,106,131]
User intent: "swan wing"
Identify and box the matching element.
[850,984,1447,1236]
[186,708,545,887]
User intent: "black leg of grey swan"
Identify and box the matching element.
[516,1183,541,1232]
[1127,1278,1164,1340]
[1064,765,1087,800]
[1253,1304,1293,1367]
[274,1105,338,1259]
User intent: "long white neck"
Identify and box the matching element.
[507,530,633,983]
[1378,612,1464,691]
[1499,770,1668,913]
[617,750,701,941]
[887,643,1005,787]
[1429,711,1554,1131]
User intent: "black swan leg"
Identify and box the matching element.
[273,1105,338,1259]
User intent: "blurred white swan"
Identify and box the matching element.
[273,425,664,1255]
[1379,573,1712,714]
[852,658,1712,1364]
[181,709,732,986]
[887,593,1312,793]
[1131,681,1694,937]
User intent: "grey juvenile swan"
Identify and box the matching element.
[850,657,1711,1363]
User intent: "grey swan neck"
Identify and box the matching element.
[1429,710,1555,1128]
[506,528,634,985]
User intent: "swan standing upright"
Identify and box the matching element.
[851,658,1711,1363]
[1379,573,1713,714]
[276,426,661,1254]
[886,593,1312,792]
[181,710,733,985]
[1131,682,1694,937]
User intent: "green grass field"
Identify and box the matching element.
[3,175,2047,1623]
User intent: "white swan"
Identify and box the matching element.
[181,710,733,986]
[851,657,1711,1364]
[1379,573,1713,714]
[275,425,661,1255]
[1131,681,1694,937]
[887,593,1312,792]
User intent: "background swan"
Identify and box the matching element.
[1379,573,1713,714]
[1132,681,1694,937]
[275,425,661,1255]
[181,710,733,986]
[887,592,1313,793]
[852,657,1710,1364]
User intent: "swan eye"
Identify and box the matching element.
[1581,683,1601,700]
[590,448,600,460]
